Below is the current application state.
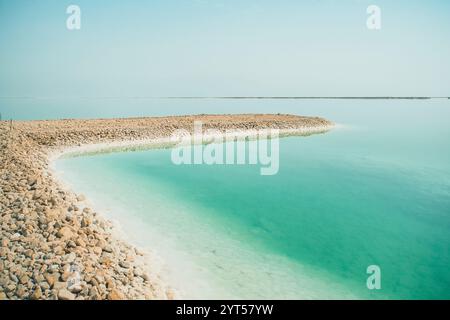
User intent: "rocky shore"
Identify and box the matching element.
[0,114,333,300]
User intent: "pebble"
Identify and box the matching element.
[108,289,124,300]
[53,282,67,291]
[56,226,73,239]
[65,252,76,263]
[57,289,75,300]
[19,275,29,285]
[30,286,42,300]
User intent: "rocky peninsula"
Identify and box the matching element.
[0,114,333,300]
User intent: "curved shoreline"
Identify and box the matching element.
[49,125,334,159]
[0,114,334,300]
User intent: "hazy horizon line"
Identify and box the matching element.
[0,96,449,100]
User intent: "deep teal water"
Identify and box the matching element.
[52,99,450,299]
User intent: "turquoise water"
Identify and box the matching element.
[53,99,450,299]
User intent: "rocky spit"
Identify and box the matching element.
[0,114,333,300]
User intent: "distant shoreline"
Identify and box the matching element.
[0,96,449,100]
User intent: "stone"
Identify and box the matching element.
[33,273,45,283]
[0,247,8,256]
[53,282,67,291]
[67,240,77,248]
[43,274,57,288]
[9,273,19,283]
[16,285,27,298]
[11,233,21,241]
[133,267,143,278]
[65,252,76,263]
[68,283,83,294]
[65,213,73,222]
[58,289,75,300]
[141,273,150,282]
[45,208,60,220]
[50,197,57,206]
[81,216,92,228]
[19,274,29,285]
[105,278,115,289]
[40,281,50,291]
[61,271,72,282]
[107,289,124,300]
[24,249,34,258]
[166,289,175,300]
[6,283,16,292]
[99,256,112,266]
[88,287,100,300]
[92,247,102,255]
[30,286,42,300]
[56,226,73,239]
[75,238,86,247]
[82,207,91,214]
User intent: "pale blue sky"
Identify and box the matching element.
[1,0,449,97]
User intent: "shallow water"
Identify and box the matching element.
[53,99,450,299]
